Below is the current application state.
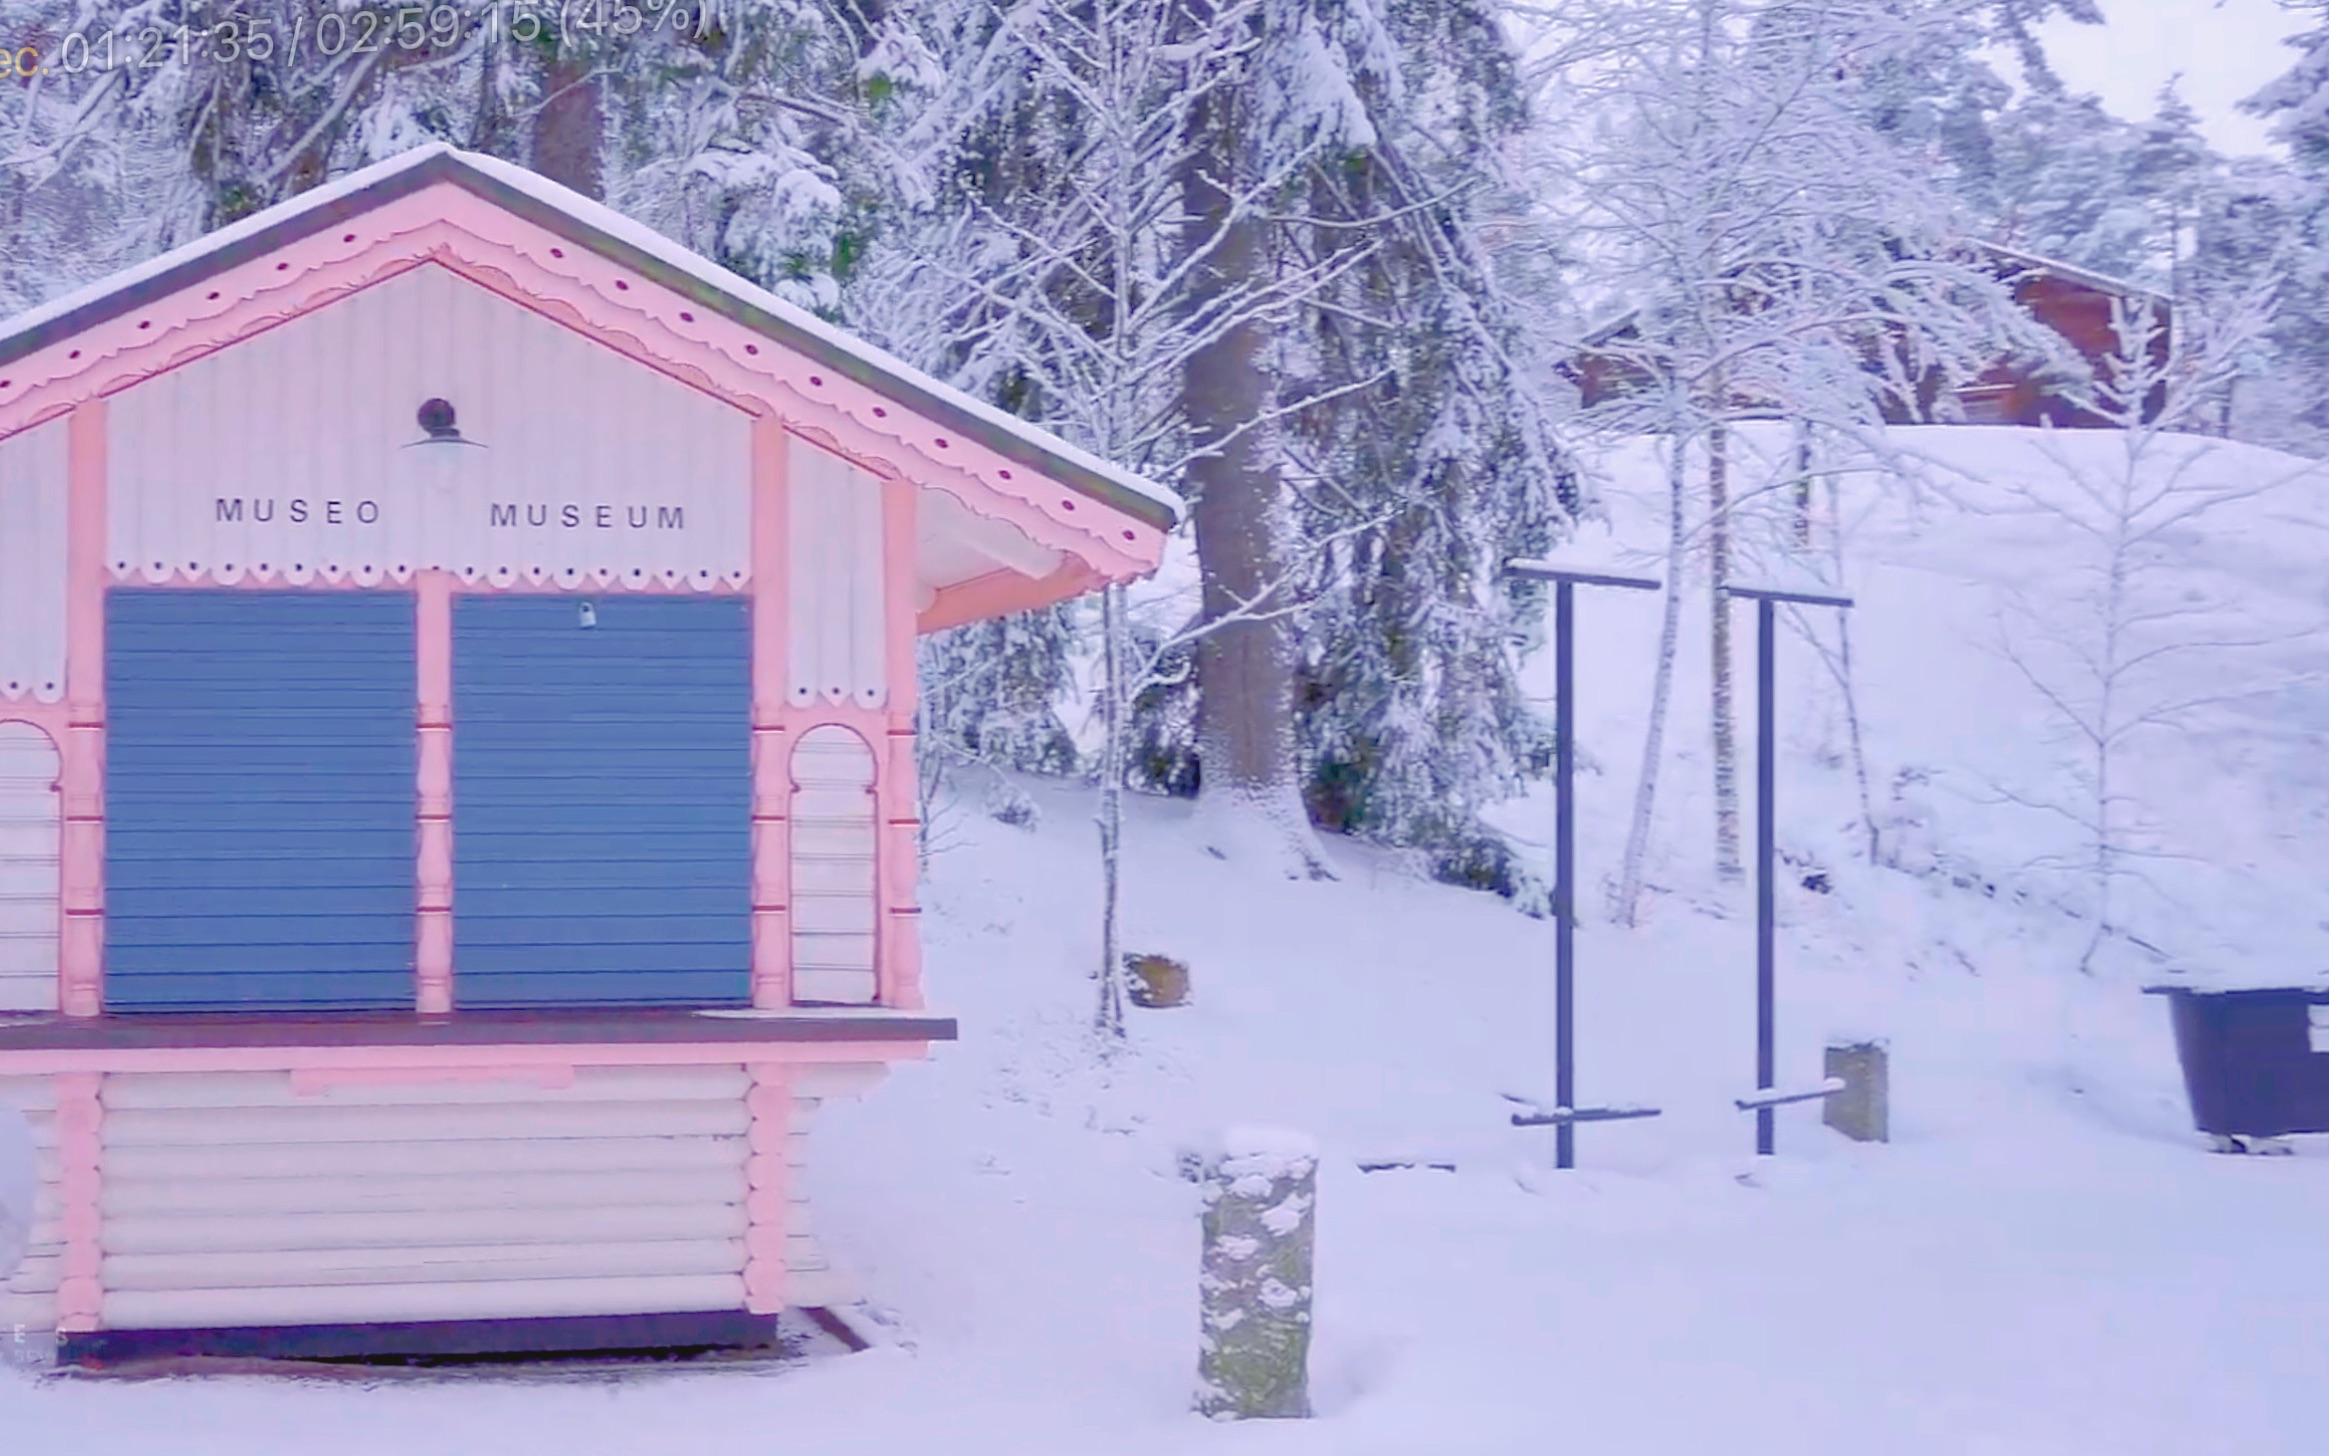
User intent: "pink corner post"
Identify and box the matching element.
[59,402,106,1018]
[877,473,922,1011]
[750,412,793,1009]
[415,569,455,1014]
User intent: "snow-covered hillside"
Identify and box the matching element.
[1533,423,2329,984]
[6,424,2327,1455]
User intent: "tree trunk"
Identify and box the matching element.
[531,51,602,200]
[1179,16,1331,879]
[1792,421,1814,550]
[1707,414,1742,880]
[1824,476,1879,865]
[1096,584,1129,1040]
[1612,435,1691,925]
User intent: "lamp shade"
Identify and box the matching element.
[397,397,487,494]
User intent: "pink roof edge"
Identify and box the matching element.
[0,141,1181,530]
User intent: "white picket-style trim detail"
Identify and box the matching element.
[786,436,888,709]
[0,418,67,703]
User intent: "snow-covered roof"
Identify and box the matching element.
[1568,239,2171,353]
[0,143,1179,531]
[1975,243,2168,305]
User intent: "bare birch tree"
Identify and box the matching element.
[1983,284,2306,972]
[1521,0,2038,920]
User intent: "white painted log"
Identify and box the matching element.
[791,1062,887,1099]
[100,1066,750,1110]
[25,1217,58,1253]
[103,1236,747,1292]
[104,1201,747,1257]
[783,1233,828,1272]
[0,724,59,1013]
[792,968,877,1004]
[791,823,876,858]
[792,897,877,934]
[0,1289,56,1331]
[0,858,57,893]
[17,1110,54,1150]
[103,1272,747,1330]
[32,1147,56,1184]
[105,1134,746,1183]
[0,974,55,1013]
[103,1166,747,1219]
[792,858,873,896]
[102,1099,749,1147]
[792,935,875,970]
[0,1076,54,1114]
[5,1253,57,1294]
[781,1267,857,1308]
[793,787,875,820]
[786,1129,812,1170]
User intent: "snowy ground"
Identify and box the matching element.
[6,425,2329,1453]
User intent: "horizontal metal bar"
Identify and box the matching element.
[1734,1078,1846,1111]
[1721,583,1855,608]
[1503,560,1662,591]
[1510,1105,1664,1127]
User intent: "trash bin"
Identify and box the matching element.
[2145,984,2329,1142]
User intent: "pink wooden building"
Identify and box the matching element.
[0,144,1173,1364]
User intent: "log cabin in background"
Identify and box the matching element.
[0,144,1175,1365]
[1564,243,2176,428]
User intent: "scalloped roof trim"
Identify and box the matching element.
[0,142,1180,531]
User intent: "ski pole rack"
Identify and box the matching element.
[1733,1077,1846,1112]
[1502,1092,1663,1127]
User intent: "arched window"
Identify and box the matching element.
[789,726,877,1005]
[0,722,60,1011]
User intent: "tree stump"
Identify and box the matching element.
[1192,1128,1317,1420]
[1823,1040,1889,1143]
[1126,954,1190,1008]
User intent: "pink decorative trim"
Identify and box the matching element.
[437,575,743,599]
[920,562,1105,635]
[290,1064,575,1095]
[0,704,70,742]
[742,1063,791,1313]
[415,570,455,1015]
[0,1037,936,1078]
[89,570,739,599]
[54,1071,101,1331]
[59,403,105,1018]
[750,415,793,1009]
[773,706,895,755]
[0,188,1163,587]
[877,476,922,1011]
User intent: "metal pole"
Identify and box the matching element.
[1755,595,1777,1157]
[1503,561,1661,1165]
[1553,578,1576,1170]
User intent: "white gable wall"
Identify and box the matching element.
[0,416,68,703]
[106,264,753,592]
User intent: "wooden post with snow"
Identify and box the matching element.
[1192,1128,1317,1420]
[1824,1040,1889,1143]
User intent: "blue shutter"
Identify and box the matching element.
[453,595,751,1007]
[105,590,417,1011]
